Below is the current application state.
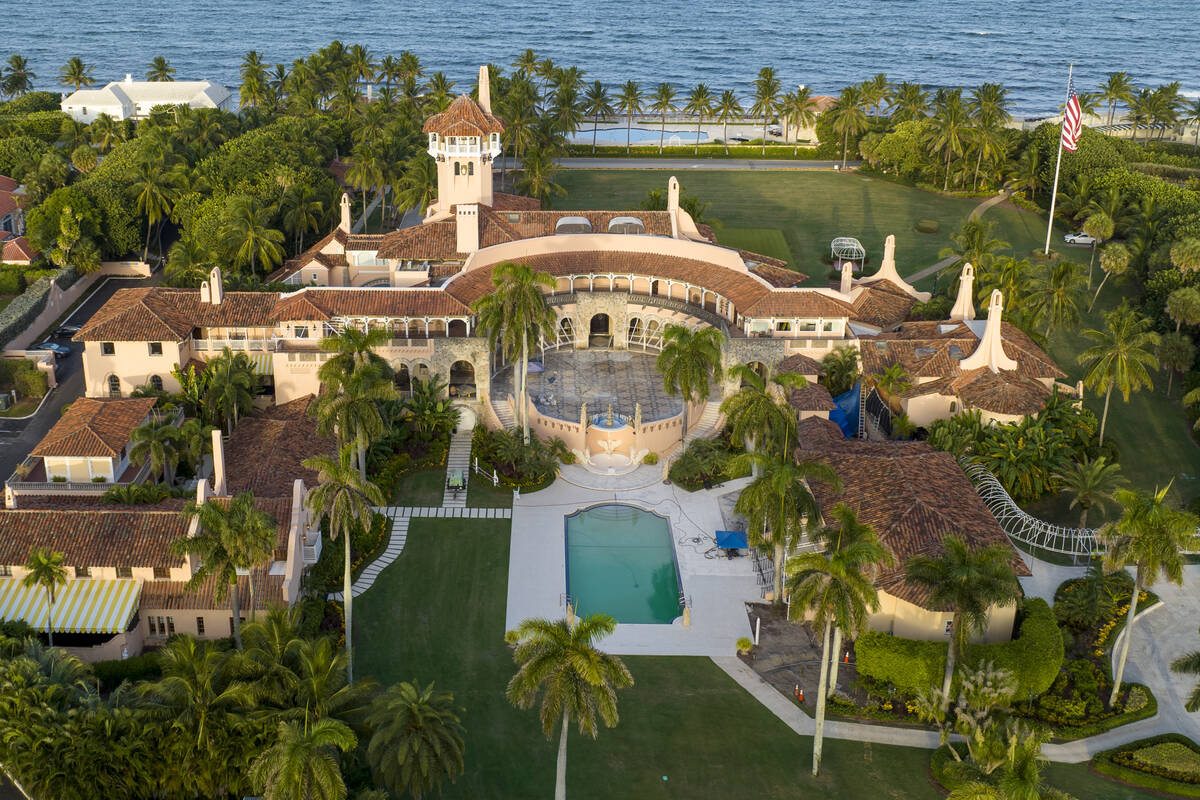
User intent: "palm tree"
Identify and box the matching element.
[1171,650,1200,712]
[1089,242,1130,311]
[714,90,743,155]
[366,681,466,798]
[280,184,324,255]
[649,82,678,154]
[1081,211,1114,289]
[472,261,557,444]
[1172,238,1200,274]
[146,56,176,82]
[780,86,818,155]
[1157,332,1194,397]
[222,196,286,275]
[786,503,891,775]
[861,73,892,118]
[1055,456,1126,529]
[905,536,1021,696]
[684,83,715,155]
[172,493,276,648]
[828,84,869,169]
[303,444,384,684]
[871,363,912,409]
[2,55,35,98]
[656,324,724,434]
[939,217,1010,279]
[178,418,215,477]
[890,81,931,123]
[506,615,633,800]
[515,146,565,206]
[58,57,94,91]
[615,81,643,154]
[130,414,182,485]
[1099,486,1199,705]
[1077,303,1160,444]
[395,153,438,217]
[732,451,842,602]
[1184,98,1200,147]
[750,67,782,155]
[820,347,860,397]
[1099,72,1135,129]
[21,548,67,647]
[927,88,970,190]
[1127,88,1153,143]
[720,364,802,459]
[129,162,175,261]
[582,81,613,154]
[249,719,356,800]
[1027,261,1088,340]
[1167,287,1200,333]
[318,325,391,381]
[976,257,1034,309]
[312,360,394,480]
[204,347,256,434]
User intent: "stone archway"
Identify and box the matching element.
[589,313,612,348]
[744,361,768,386]
[448,319,468,337]
[449,360,476,399]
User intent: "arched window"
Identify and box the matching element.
[107,374,121,397]
[467,162,474,176]
[454,162,461,176]
[149,375,163,392]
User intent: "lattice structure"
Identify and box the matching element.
[830,236,866,263]
[963,462,1099,558]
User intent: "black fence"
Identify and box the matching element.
[864,387,893,438]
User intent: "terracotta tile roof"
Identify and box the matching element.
[741,289,855,319]
[859,320,1064,382]
[30,397,157,458]
[788,383,835,411]
[951,368,1051,416]
[851,280,916,329]
[225,396,335,501]
[1,234,36,263]
[0,509,188,569]
[488,192,542,211]
[268,228,349,282]
[776,353,825,376]
[346,233,386,250]
[375,219,460,260]
[273,287,470,321]
[75,288,280,343]
[748,260,808,287]
[0,175,18,192]
[142,571,284,611]
[422,94,505,136]
[442,250,774,311]
[798,437,1029,610]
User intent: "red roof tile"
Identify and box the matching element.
[75,288,280,342]
[422,95,505,136]
[30,397,158,458]
[0,509,188,568]
[273,288,470,321]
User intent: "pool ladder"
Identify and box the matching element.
[560,593,577,625]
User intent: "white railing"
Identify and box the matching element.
[193,338,270,352]
[964,462,1099,560]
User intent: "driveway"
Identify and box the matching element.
[0,271,164,483]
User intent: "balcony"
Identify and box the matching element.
[193,338,271,352]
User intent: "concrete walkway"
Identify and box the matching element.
[442,429,473,508]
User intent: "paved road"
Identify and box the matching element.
[509,157,860,171]
[0,272,164,483]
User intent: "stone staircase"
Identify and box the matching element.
[442,428,474,508]
[492,398,517,430]
[683,401,723,445]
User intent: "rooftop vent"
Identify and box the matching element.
[555,216,592,235]
[938,323,960,335]
[949,345,966,360]
[914,347,936,358]
[607,216,645,234]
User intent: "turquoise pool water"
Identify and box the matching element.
[565,504,682,624]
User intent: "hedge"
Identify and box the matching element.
[0,92,62,115]
[1093,733,1200,797]
[1046,683,1157,740]
[0,111,73,143]
[0,266,78,348]
[92,652,162,692]
[855,598,1062,697]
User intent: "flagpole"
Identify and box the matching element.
[1043,63,1074,255]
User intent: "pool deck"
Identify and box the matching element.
[506,474,759,656]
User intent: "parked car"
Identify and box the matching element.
[53,323,81,338]
[768,126,783,136]
[729,135,750,143]
[1063,232,1098,245]
[31,341,71,359]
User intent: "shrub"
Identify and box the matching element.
[0,268,22,295]
[915,219,940,234]
[0,619,33,639]
[91,652,162,692]
[1095,734,1200,795]
[0,275,53,348]
[642,452,659,465]
[668,436,743,490]
[0,91,62,115]
[854,629,945,694]
[909,295,952,320]
[306,512,388,593]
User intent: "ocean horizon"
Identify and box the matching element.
[4,0,1198,115]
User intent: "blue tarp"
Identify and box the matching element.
[716,530,749,549]
[830,381,861,438]
[527,361,545,373]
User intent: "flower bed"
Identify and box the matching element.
[1093,734,1200,797]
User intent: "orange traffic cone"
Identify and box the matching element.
[844,650,851,663]
[794,684,804,703]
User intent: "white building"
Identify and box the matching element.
[60,75,232,123]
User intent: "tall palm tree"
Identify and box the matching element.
[249,719,356,800]
[1027,261,1088,340]
[731,451,842,602]
[828,84,869,169]
[1157,332,1194,396]
[860,73,893,118]
[714,90,743,155]
[927,88,970,190]
[222,196,286,275]
[58,57,95,91]
[938,216,1010,279]
[1090,242,1131,311]
[1055,456,1126,529]
[1077,303,1160,444]
[1185,98,1200,147]
[780,86,818,155]
[178,418,215,477]
[582,81,613,154]
[472,261,557,444]
[1099,72,1135,129]
[890,81,931,123]
[786,503,891,775]
[129,162,176,261]
[750,67,782,155]
[312,360,394,481]
[204,347,257,434]
[904,536,1021,696]
[172,493,276,648]
[506,615,633,800]
[719,364,802,459]
[684,83,715,155]
[1127,88,1153,143]
[395,153,438,217]
[515,146,566,206]
[2,55,35,98]
[615,81,643,155]
[21,548,67,647]
[318,325,391,380]
[146,56,176,82]
[280,184,324,255]
[656,324,724,433]
[1081,211,1115,289]
[1100,486,1199,705]
[1171,649,1200,712]
[649,82,678,154]
[130,414,182,485]
[1167,287,1200,334]
[303,444,384,684]
[366,681,466,798]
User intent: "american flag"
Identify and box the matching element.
[1061,77,1083,152]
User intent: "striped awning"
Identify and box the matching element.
[248,352,273,376]
[0,578,142,634]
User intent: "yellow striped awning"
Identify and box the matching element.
[0,578,142,634]
[248,352,273,376]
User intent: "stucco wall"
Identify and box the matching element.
[83,340,184,398]
[869,590,1016,644]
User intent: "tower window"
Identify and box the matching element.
[467,162,474,176]
[454,162,460,176]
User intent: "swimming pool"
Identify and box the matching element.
[565,504,682,624]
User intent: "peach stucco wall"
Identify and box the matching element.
[869,590,1017,644]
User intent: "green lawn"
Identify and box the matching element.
[390,468,445,506]
[713,227,793,264]
[354,519,1147,798]
[556,171,1073,286]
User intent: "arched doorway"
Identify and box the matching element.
[743,361,768,387]
[627,317,643,347]
[107,374,121,397]
[449,360,476,399]
[448,319,468,337]
[394,363,411,396]
[589,314,611,348]
[558,318,576,347]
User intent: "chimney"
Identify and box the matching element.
[478,65,492,114]
[211,428,228,496]
[959,290,1018,373]
[339,192,352,233]
[949,263,976,321]
[840,261,854,295]
[667,176,681,238]
[456,204,480,253]
[124,73,133,85]
[207,266,223,305]
[199,280,210,304]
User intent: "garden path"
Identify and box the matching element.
[904,190,1011,285]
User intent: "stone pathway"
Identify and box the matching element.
[443,429,473,508]
[683,400,723,444]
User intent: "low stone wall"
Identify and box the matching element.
[4,261,151,350]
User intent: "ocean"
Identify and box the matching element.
[4,0,1197,116]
